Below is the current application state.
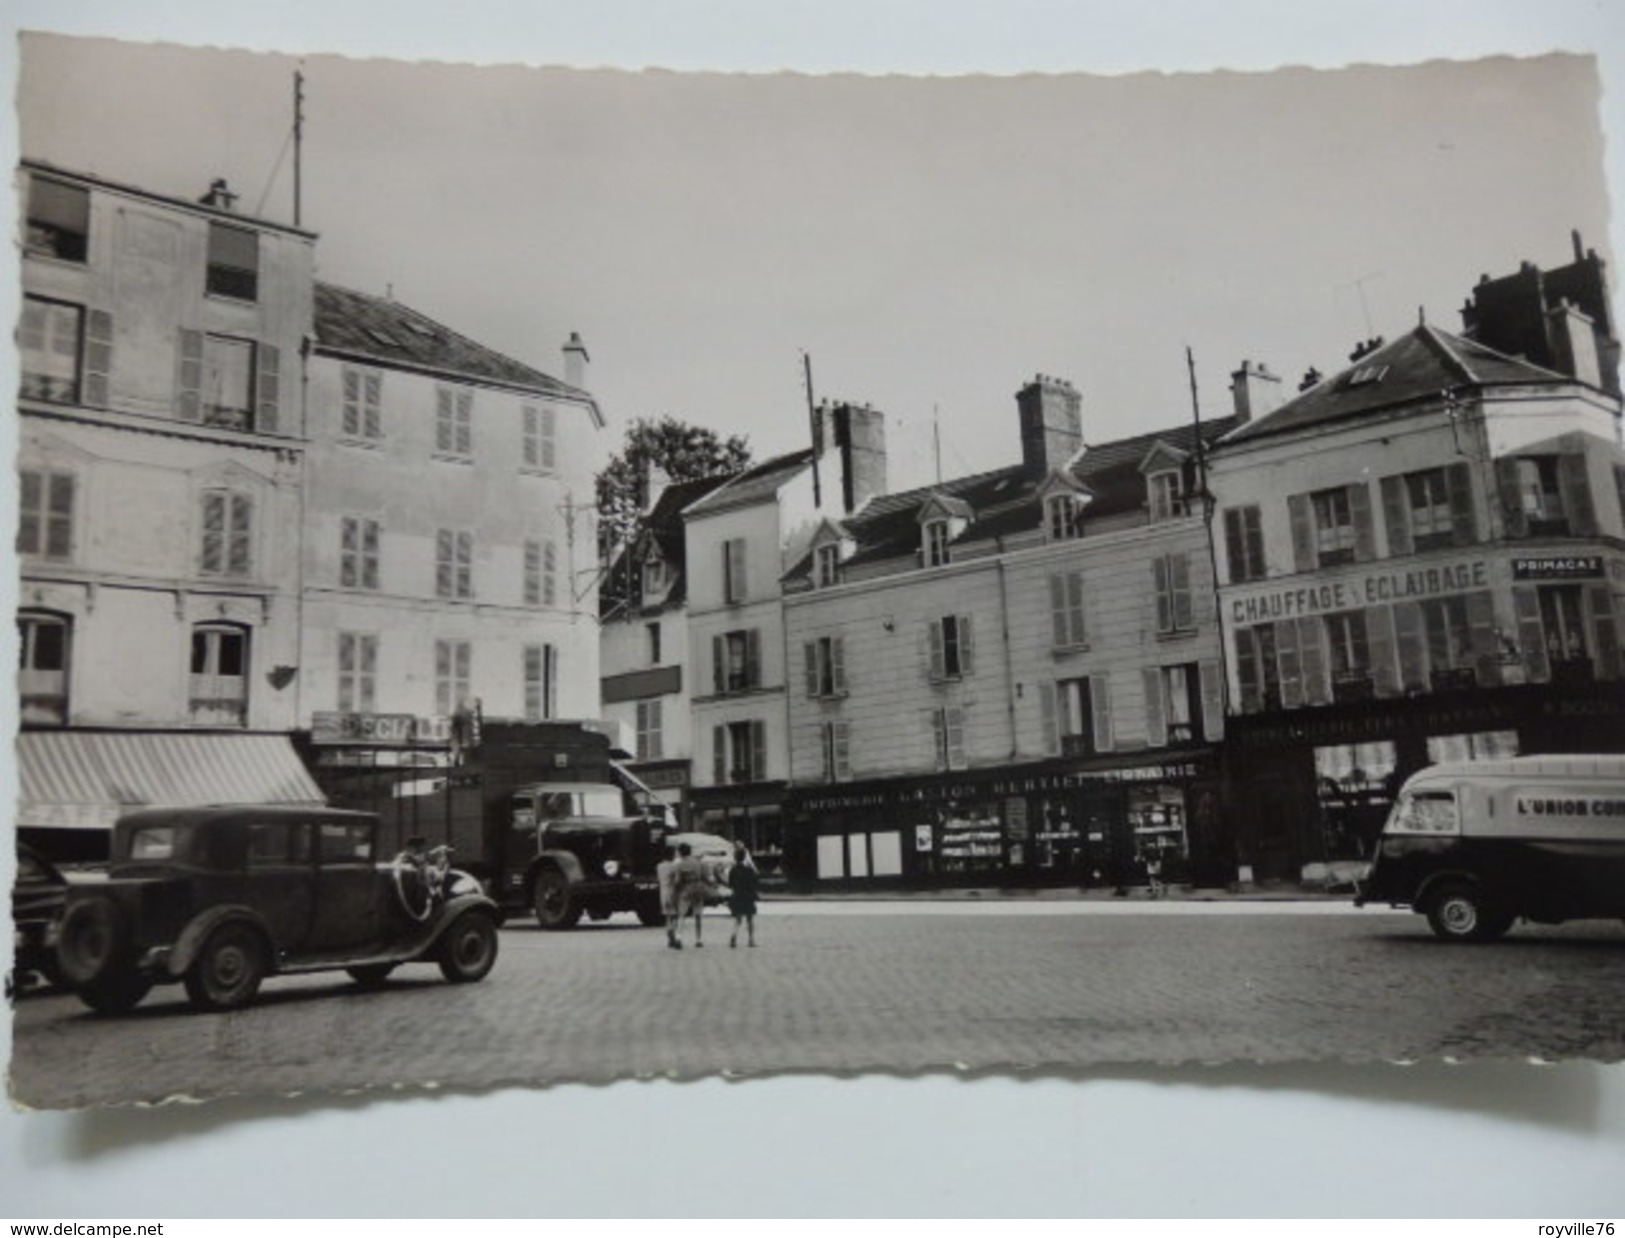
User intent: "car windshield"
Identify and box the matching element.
[127,826,177,860]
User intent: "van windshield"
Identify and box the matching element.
[1388,790,1458,835]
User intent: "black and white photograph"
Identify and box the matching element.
[4,1,1625,1220]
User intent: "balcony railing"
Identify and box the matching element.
[1331,674,1375,704]
[1429,667,1478,693]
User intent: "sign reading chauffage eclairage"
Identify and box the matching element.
[310,711,454,746]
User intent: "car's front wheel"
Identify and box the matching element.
[532,869,581,930]
[1426,882,1512,943]
[77,969,153,1016]
[57,896,128,987]
[184,923,269,1011]
[438,912,498,983]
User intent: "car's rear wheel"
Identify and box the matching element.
[438,912,498,983]
[77,969,153,1016]
[184,923,268,1011]
[57,896,128,987]
[532,869,581,929]
[346,963,397,989]
[1426,882,1512,943]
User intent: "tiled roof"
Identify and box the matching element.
[314,282,591,403]
[600,472,737,618]
[1221,324,1567,446]
[682,448,816,517]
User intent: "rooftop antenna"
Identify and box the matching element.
[933,404,942,485]
[1337,270,1383,338]
[293,65,305,227]
[802,351,822,507]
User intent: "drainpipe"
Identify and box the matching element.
[996,542,1018,760]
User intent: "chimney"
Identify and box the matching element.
[198,178,238,211]
[830,402,888,514]
[1015,374,1082,476]
[1547,299,1603,389]
[563,331,590,391]
[1229,360,1283,424]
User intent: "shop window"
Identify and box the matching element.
[931,706,967,771]
[190,623,249,726]
[435,387,473,459]
[1426,731,1518,764]
[206,222,259,301]
[435,529,474,599]
[923,519,951,567]
[928,615,974,681]
[1153,553,1193,634]
[17,467,76,561]
[522,404,556,471]
[1147,470,1185,522]
[436,639,472,716]
[337,632,377,713]
[804,636,846,698]
[937,804,1002,873]
[524,644,556,721]
[820,720,851,782]
[342,368,383,440]
[1050,571,1087,648]
[1223,505,1266,582]
[1046,494,1083,540]
[199,489,254,578]
[1313,741,1398,862]
[27,177,89,263]
[1324,611,1372,701]
[714,629,762,694]
[341,517,380,590]
[18,611,71,726]
[636,699,664,760]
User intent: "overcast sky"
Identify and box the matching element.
[15,33,1612,493]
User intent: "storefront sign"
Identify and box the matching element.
[799,762,1204,815]
[310,711,453,746]
[1231,559,1489,626]
[1511,555,1604,581]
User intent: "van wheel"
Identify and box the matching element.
[533,869,581,930]
[1426,883,1511,943]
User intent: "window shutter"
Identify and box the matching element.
[436,388,454,452]
[1614,463,1625,530]
[544,540,557,606]
[1587,586,1621,679]
[1223,508,1246,581]
[1347,482,1376,561]
[1199,659,1223,740]
[1276,617,1303,708]
[176,328,203,421]
[1447,463,1477,545]
[1496,457,1527,537]
[1142,667,1168,748]
[927,621,944,681]
[804,642,819,698]
[1153,557,1171,633]
[713,726,726,785]
[945,707,966,770]
[746,628,761,688]
[364,372,382,438]
[256,343,281,434]
[832,721,851,780]
[959,616,974,674]
[931,709,946,769]
[1379,475,1411,557]
[1367,605,1398,696]
[457,531,473,597]
[1039,682,1059,756]
[730,539,747,601]
[1513,587,1549,682]
[1090,675,1113,753]
[541,407,556,470]
[342,370,360,435]
[1393,601,1427,692]
[1297,616,1328,705]
[1464,590,1498,686]
[1171,554,1193,630]
[1287,493,1315,571]
[751,720,767,782]
[1235,630,1262,713]
[1068,573,1087,645]
[340,519,357,588]
[1558,453,1597,536]
[456,390,473,456]
[83,309,113,408]
[713,635,725,694]
[832,637,846,693]
[1049,574,1069,646]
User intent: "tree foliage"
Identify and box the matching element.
[595,415,752,559]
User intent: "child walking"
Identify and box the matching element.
[727,842,760,948]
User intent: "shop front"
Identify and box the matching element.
[688,780,788,884]
[1223,680,1625,885]
[785,750,1223,891]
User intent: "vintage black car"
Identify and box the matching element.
[54,805,500,1014]
[9,844,70,997]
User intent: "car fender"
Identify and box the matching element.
[530,849,586,887]
[1411,868,1493,915]
[166,906,275,978]
[420,893,502,954]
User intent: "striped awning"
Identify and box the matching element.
[15,730,326,830]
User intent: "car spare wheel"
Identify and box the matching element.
[437,912,498,983]
[184,922,269,1012]
[532,868,581,929]
[56,897,128,986]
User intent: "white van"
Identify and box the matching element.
[1355,754,1625,941]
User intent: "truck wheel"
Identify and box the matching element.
[77,970,153,1016]
[533,869,582,930]
[184,923,268,1011]
[438,912,499,983]
[1426,883,1511,943]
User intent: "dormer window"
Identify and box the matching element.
[815,543,840,588]
[1046,495,1083,540]
[1148,471,1185,522]
[642,554,667,595]
[924,519,951,567]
